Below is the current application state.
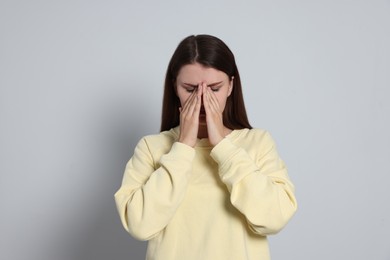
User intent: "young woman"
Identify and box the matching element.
[115,34,297,260]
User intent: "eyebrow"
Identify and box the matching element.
[183,81,223,88]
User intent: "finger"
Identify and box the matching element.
[183,90,196,109]
[207,87,220,113]
[193,85,202,116]
[184,88,200,117]
[197,83,203,101]
[203,84,213,114]
[181,90,197,113]
[203,85,213,111]
[187,88,200,116]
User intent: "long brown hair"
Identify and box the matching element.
[160,34,252,132]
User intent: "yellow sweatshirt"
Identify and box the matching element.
[115,127,297,260]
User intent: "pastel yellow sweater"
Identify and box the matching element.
[115,127,297,260]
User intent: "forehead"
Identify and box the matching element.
[176,63,228,84]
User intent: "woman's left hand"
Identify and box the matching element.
[202,83,225,146]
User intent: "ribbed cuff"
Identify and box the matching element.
[210,138,238,167]
[169,141,196,160]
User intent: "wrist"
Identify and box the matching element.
[178,136,196,148]
[209,135,223,146]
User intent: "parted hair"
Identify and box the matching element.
[160,34,252,132]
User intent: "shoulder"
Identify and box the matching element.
[136,127,178,154]
[229,128,277,154]
[231,128,274,144]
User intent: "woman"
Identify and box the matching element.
[115,34,297,260]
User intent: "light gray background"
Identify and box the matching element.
[1,0,389,259]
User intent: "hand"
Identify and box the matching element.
[202,83,225,146]
[178,86,202,147]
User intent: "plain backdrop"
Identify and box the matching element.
[1,0,389,259]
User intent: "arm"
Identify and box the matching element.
[114,138,195,240]
[210,131,297,235]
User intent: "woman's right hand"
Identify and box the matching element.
[178,86,202,147]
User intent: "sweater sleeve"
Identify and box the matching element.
[114,138,195,240]
[210,131,297,236]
